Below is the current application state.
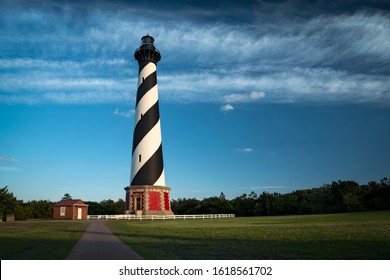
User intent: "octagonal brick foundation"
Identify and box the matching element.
[124,185,174,215]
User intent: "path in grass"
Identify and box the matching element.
[0,220,91,259]
[105,211,390,260]
[66,220,144,260]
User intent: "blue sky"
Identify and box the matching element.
[1,0,389,202]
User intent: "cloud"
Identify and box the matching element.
[223,91,266,103]
[220,104,234,111]
[113,108,135,118]
[0,167,23,172]
[0,156,22,172]
[0,157,19,163]
[0,57,134,104]
[234,148,254,153]
[0,1,389,105]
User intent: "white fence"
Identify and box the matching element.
[87,214,235,220]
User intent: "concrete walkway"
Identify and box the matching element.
[67,220,144,260]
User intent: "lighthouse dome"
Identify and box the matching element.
[141,35,154,45]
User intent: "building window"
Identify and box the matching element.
[60,207,66,216]
[142,77,145,83]
[139,154,142,162]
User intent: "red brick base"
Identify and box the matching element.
[124,185,174,215]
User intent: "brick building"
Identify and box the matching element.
[53,199,89,220]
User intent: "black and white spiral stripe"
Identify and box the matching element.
[130,60,165,186]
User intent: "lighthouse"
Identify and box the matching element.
[124,35,173,215]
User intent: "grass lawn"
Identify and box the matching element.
[0,220,90,260]
[1,211,389,260]
[105,211,390,260]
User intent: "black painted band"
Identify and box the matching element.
[136,71,157,105]
[131,144,164,186]
[132,101,160,153]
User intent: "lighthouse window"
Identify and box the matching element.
[142,77,145,83]
[139,154,142,162]
[141,114,143,119]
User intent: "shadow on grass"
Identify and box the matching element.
[104,224,390,260]
[0,237,81,260]
[103,212,390,260]
[115,232,390,260]
[2,233,389,260]
[0,220,142,260]
[0,220,91,260]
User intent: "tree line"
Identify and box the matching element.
[1,177,389,220]
[171,178,390,216]
[0,188,126,221]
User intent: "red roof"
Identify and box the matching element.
[53,199,88,207]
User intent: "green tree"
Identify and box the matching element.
[114,199,125,214]
[329,180,360,212]
[364,178,390,210]
[259,192,273,215]
[100,199,120,214]
[171,198,201,214]
[31,200,54,219]
[343,192,360,212]
[14,200,29,220]
[232,193,256,216]
[84,201,104,215]
[0,186,18,221]
[62,193,72,200]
